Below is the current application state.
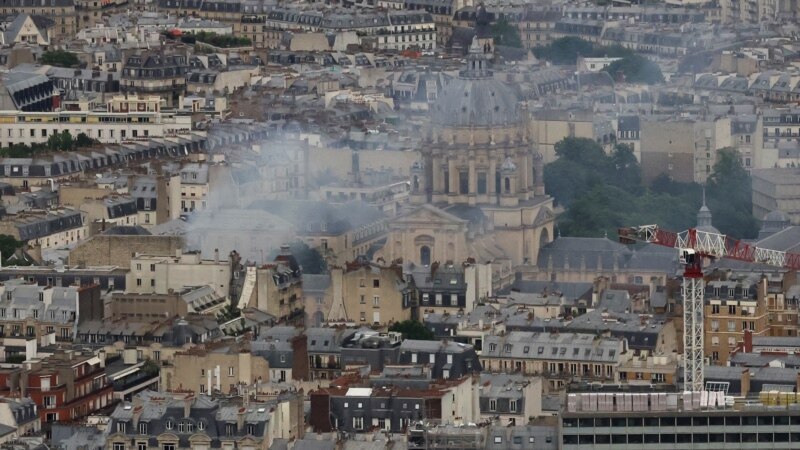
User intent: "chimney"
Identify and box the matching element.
[237,406,245,431]
[743,329,753,353]
[741,369,751,397]
[132,405,143,428]
[183,393,193,418]
[214,248,219,264]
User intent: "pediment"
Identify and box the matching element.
[391,204,468,226]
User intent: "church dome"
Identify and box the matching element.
[431,78,522,128]
[430,37,522,128]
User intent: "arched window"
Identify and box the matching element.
[420,246,431,266]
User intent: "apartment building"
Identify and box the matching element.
[0,281,102,343]
[126,251,231,300]
[0,209,86,249]
[109,286,226,320]
[121,53,188,108]
[481,331,629,390]
[704,278,769,366]
[160,344,269,394]
[328,261,414,326]
[0,0,76,41]
[241,247,303,322]
[106,390,305,450]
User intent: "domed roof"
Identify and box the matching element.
[431,77,522,128]
[430,36,521,128]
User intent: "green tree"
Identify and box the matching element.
[705,148,758,238]
[39,50,80,68]
[532,37,633,65]
[46,131,74,151]
[0,235,25,265]
[75,132,95,148]
[389,320,435,340]
[533,37,595,65]
[603,54,664,85]
[490,17,522,48]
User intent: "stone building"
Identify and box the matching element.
[160,344,269,394]
[327,260,414,326]
[382,37,554,272]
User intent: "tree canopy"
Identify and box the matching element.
[490,17,522,48]
[40,50,80,68]
[533,37,633,65]
[0,235,25,265]
[389,320,435,340]
[603,54,664,85]
[182,31,251,48]
[546,138,758,239]
[47,131,74,151]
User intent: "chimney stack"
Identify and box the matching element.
[741,369,751,397]
[743,329,753,353]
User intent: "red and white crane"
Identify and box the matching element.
[618,225,800,392]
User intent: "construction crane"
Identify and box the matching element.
[618,225,800,392]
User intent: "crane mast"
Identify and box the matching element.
[619,225,800,392]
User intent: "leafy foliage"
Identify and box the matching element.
[546,138,758,239]
[533,37,633,65]
[389,320,435,340]
[603,54,664,85]
[183,31,251,48]
[47,131,74,151]
[75,132,97,148]
[0,235,25,265]
[490,17,522,48]
[40,50,80,68]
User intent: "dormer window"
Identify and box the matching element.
[138,422,147,435]
[165,419,174,430]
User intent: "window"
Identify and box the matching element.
[163,444,175,450]
[429,354,435,363]
[728,305,736,314]
[353,417,364,430]
[165,419,173,430]
[489,399,497,411]
[728,321,736,332]
[711,320,719,331]
[373,279,380,288]
[510,400,517,412]
[373,296,380,307]
[228,367,234,377]
[114,444,125,450]
[137,443,146,450]
[360,312,366,321]
[117,422,127,433]
[139,422,147,435]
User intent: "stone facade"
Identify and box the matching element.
[69,235,184,269]
[383,38,554,270]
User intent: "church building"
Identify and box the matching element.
[381,37,555,273]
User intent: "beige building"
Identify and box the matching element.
[531,110,594,164]
[704,278,770,366]
[160,344,269,394]
[108,286,225,320]
[327,262,414,326]
[240,248,303,322]
[382,40,554,272]
[126,251,231,300]
[0,0,76,42]
[0,209,87,250]
[0,96,195,149]
[751,168,800,224]
[70,234,184,269]
[640,115,732,184]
